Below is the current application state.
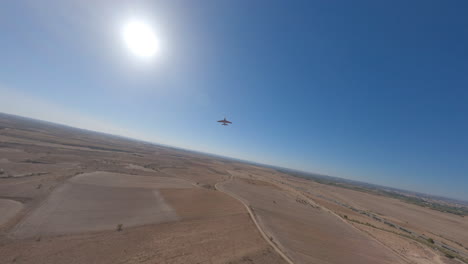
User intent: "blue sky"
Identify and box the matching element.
[1,0,467,200]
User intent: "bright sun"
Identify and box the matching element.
[122,20,160,58]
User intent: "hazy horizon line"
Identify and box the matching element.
[2,111,466,203]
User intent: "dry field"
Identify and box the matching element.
[0,113,466,264]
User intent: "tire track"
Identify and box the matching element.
[214,172,295,264]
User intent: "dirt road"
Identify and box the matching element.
[215,172,295,264]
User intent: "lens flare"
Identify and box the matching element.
[122,20,160,58]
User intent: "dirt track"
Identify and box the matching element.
[1,113,466,264]
[215,172,295,264]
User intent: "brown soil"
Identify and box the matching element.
[1,113,466,264]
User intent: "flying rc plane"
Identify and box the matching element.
[217,117,232,126]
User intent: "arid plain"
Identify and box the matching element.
[1,113,467,264]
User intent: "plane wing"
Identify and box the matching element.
[218,120,232,123]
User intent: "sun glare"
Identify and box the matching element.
[122,20,160,58]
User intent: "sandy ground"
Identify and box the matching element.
[222,173,405,264]
[0,114,286,263]
[277,176,468,259]
[2,181,285,264]
[0,199,23,226]
[1,113,467,264]
[11,182,178,238]
[70,171,194,189]
[301,181,468,246]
